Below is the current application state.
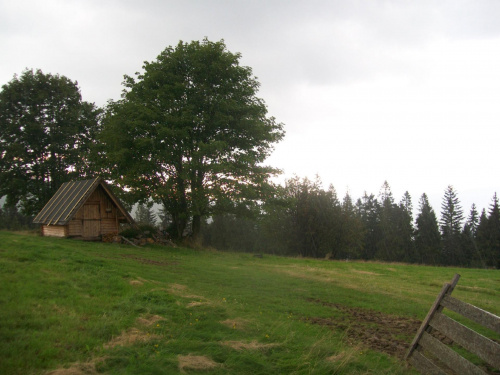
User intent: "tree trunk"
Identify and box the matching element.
[172,160,188,240]
[191,214,202,246]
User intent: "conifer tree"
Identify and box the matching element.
[316,184,342,258]
[465,203,479,237]
[487,193,500,268]
[477,193,500,267]
[376,181,393,260]
[397,191,415,262]
[135,203,157,227]
[376,181,405,261]
[415,193,441,265]
[476,208,489,264]
[339,192,363,259]
[440,185,465,265]
[356,192,380,260]
[462,204,483,267]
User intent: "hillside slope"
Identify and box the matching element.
[1,231,498,374]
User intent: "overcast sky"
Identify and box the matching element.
[1,0,499,219]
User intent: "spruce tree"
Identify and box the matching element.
[475,195,500,268]
[376,181,394,261]
[397,191,415,262]
[465,203,479,237]
[356,192,380,260]
[415,193,441,265]
[462,204,484,267]
[483,193,500,267]
[440,185,465,265]
[339,192,363,260]
[376,181,408,261]
[476,209,489,265]
[135,203,157,227]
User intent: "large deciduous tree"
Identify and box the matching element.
[0,69,101,215]
[98,39,284,240]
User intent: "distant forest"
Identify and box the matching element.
[1,41,499,268]
[200,178,500,268]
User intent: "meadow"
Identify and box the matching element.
[0,231,498,374]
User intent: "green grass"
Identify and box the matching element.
[0,231,498,374]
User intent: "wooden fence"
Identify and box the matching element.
[405,274,500,374]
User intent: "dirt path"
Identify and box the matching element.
[306,298,421,359]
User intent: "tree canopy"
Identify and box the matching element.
[0,69,101,215]
[98,39,285,239]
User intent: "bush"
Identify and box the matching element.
[119,224,158,239]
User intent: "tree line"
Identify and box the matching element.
[201,177,499,268]
[0,39,498,267]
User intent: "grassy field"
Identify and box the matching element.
[0,231,499,374]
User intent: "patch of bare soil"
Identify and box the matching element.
[187,301,210,308]
[325,352,346,363]
[325,344,362,365]
[137,276,158,284]
[220,318,250,330]
[221,340,278,351]
[119,254,178,266]
[178,355,220,373]
[306,299,421,359]
[135,314,165,326]
[351,269,380,276]
[169,283,188,291]
[104,328,158,349]
[166,283,205,300]
[45,358,105,375]
[129,279,143,285]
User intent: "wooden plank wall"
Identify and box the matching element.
[405,274,500,374]
[68,218,82,236]
[42,225,67,237]
[67,185,120,237]
[91,186,120,235]
[101,218,118,235]
[88,186,119,220]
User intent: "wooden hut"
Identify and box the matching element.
[33,177,135,239]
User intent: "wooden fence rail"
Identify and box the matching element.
[405,274,500,375]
